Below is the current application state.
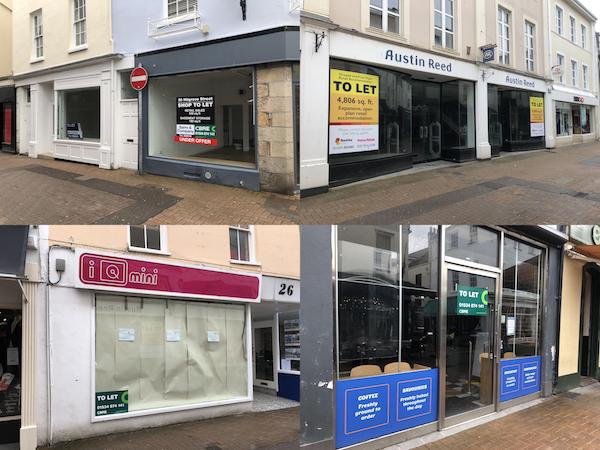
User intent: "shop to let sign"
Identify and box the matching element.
[329,69,379,155]
[175,96,218,146]
[499,356,541,402]
[457,286,489,316]
[96,390,128,416]
[529,97,545,138]
[335,369,438,448]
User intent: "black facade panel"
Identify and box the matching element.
[0,226,29,277]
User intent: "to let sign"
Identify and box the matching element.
[130,67,149,91]
[96,390,128,416]
[76,249,261,303]
[456,286,489,316]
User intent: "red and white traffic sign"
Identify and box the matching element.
[130,67,149,91]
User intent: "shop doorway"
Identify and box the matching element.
[580,267,600,380]
[0,102,15,154]
[0,308,22,446]
[412,81,442,164]
[253,321,276,390]
[442,265,499,427]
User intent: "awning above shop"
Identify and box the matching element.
[0,226,29,279]
[575,245,600,261]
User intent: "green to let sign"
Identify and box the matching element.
[456,286,489,316]
[95,390,128,416]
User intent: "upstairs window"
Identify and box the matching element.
[557,53,565,83]
[556,6,563,35]
[167,0,197,18]
[369,0,400,34]
[581,24,587,49]
[583,64,589,90]
[525,21,535,72]
[498,7,511,65]
[73,0,87,46]
[129,225,167,253]
[434,0,454,49]
[571,60,578,87]
[569,16,576,43]
[32,11,43,59]
[230,225,253,263]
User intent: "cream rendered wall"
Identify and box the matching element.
[48,225,300,280]
[558,257,585,377]
[12,0,112,76]
[0,0,12,80]
[329,0,478,62]
[551,0,596,90]
[486,0,547,78]
[304,0,330,17]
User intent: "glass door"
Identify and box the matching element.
[253,321,276,390]
[412,81,441,163]
[443,266,499,426]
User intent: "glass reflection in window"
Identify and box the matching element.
[445,226,499,267]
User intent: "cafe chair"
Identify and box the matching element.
[350,365,382,378]
[383,362,412,374]
[412,364,431,371]
[503,352,516,359]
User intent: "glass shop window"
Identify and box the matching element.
[148,68,256,168]
[501,238,543,358]
[401,226,439,371]
[279,312,300,372]
[441,81,476,155]
[95,296,248,414]
[556,102,572,136]
[445,226,499,268]
[0,310,22,419]
[57,87,101,142]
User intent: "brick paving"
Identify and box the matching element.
[1,141,600,224]
[407,383,600,450]
[38,407,299,450]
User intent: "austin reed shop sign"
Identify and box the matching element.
[76,250,261,303]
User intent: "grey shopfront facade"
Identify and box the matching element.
[136,27,300,194]
[300,225,566,449]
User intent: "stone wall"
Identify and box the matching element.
[256,64,296,195]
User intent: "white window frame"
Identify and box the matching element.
[556,6,564,35]
[127,225,170,255]
[32,10,43,61]
[582,64,589,90]
[557,52,565,84]
[524,20,535,72]
[581,24,587,49]
[369,0,401,35]
[498,7,511,65]
[72,0,87,48]
[229,225,259,266]
[434,0,455,50]
[166,0,198,19]
[569,15,576,43]
[571,59,578,87]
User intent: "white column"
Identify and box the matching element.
[28,84,40,158]
[299,21,331,194]
[99,69,113,169]
[544,90,556,148]
[20,281,38,450]
[476,75,491,160]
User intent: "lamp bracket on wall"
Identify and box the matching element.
[240,0,247,21]
[315,31,326,53]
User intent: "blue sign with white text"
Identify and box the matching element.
[500,356,541,402]
[336,369,438,448]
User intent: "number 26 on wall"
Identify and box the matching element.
[278,283,294,296]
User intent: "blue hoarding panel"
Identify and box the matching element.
[277,372,300,402]
[335,369,438,448]
[500,356,541,402]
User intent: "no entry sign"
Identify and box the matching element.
[130,67,148,91]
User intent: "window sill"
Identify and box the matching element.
[162,13,197,26]
[68,44,88,54]
[365,27,407,43]
[431,45,460,57]
[230,259,261,267]
[128,246,171,256]
[54,139,101,146]
[30,57,44,64]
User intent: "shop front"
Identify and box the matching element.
[324,33,479,187]
[552,88,598,147]
[485,70,549,155]
[136,28,300,194]
[0,84,16,154]
[43,248,265,441]
[300,225,566,449]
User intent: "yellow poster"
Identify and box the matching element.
[329,69,380,155]
[530,97,544,123]
[330,69,379,125]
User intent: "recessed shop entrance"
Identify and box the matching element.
[579,266,600,380]
[441,264,499,427]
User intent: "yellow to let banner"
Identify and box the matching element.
[530,97,544,124]
[330,69,379,125]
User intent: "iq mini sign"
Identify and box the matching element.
[456,286,489,316]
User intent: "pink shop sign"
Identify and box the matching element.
[77,251,261,303]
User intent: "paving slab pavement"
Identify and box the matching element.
[2,141,600,224]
